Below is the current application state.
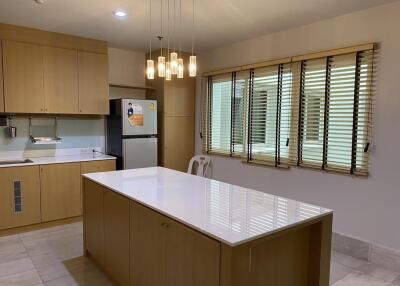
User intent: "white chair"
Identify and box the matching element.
[187,155,212,178]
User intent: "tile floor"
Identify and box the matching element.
[0,222,399,286]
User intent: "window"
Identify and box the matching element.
[203,44,374,176]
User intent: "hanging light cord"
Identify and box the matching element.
[160,0,163,56]
[149,0,152,59]
[179,0,182,56]
[192,0,195,55]
[167,0,170,60]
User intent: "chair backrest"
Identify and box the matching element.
[187,155,212,178]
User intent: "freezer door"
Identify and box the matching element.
[122,99,157,136]
[123,138,158,169]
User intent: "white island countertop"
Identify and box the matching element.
[0,153,116,168]
[83,167,332,246]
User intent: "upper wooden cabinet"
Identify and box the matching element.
[0,23,109,115]
[78,51,109,115]
[0,42,4,112]
[44,46,79,114]
[2,40,45,113]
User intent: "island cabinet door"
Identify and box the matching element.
[130,202,166,286]
[40,163,81,222]
[164,218,220,286]
[83,179,105,266]
[103,190,130,286]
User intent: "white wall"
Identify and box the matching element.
[195,1,400,251]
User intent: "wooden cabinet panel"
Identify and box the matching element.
[0,166,41,230]
[78,51,109,115]
[164,78,195,116]
[164,116,194,172]
[80,160,116,175]
[44,47,79,114]
[0,42,4,112]
[2,40,44,113]
[40,162,81,222]
[83,178,104,266]
[130,202,165,286]
[103,190,130,286]
[165,217,220,286]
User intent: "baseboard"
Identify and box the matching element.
[0,216,82,237]
[332,232,400,272]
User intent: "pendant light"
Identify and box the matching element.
[177,0,184,78]
[157,0,165,77]
[146,0,155,79]
[165,0,172,81]
[189,0,197,77]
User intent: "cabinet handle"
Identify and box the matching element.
[249,247,252,272]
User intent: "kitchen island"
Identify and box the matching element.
[82,167,333,286]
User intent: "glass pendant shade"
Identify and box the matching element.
[177,58,184,79]
[165,61,172,81]
[189,55,197,77]
[146,59,155,79]
[170,52,178,74]
[158,56,166,77]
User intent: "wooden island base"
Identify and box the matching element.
[83,177,332,286]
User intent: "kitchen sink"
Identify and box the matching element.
[0,159,33,165]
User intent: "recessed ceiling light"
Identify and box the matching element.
[114,11,127,19]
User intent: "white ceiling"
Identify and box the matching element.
[0,0,397,52]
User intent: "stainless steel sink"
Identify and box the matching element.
[0,159,33,165]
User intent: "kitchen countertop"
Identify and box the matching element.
[0,153,116,168]
[83,167,332,246]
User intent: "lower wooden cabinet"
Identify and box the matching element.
[130,201,220,286]
[40,162,82,222]
[104,190,130,286]
[81,160,116,175]
[83,181,220,286]
[83,179,105,266]
[165,218,220,286]
[0,166,41,230]
[130,202,166,286]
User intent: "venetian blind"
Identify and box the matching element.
[296,50,373,175]
[246,63,292,166]
[207,74,232,154]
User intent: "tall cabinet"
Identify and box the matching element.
[0,42,4,112]
[146,51,196,172]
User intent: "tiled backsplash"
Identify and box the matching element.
[0,117,105,156]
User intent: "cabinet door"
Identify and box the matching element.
[83,178,104,266]
[165,218,220,286]
[0,166,41,230]
[2,40,44,113]
[104,190,130,286]
[164,78,195,116]
[40,163,81,222]
[78,51,109,115]
[44,47,79,114]
[164,116,194,172]
[80,160,116,175]
[130,202,165,286]
[0,42,4,112]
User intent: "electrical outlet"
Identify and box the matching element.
[0,117,7,127]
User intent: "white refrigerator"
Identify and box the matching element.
[107,99,158,170]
